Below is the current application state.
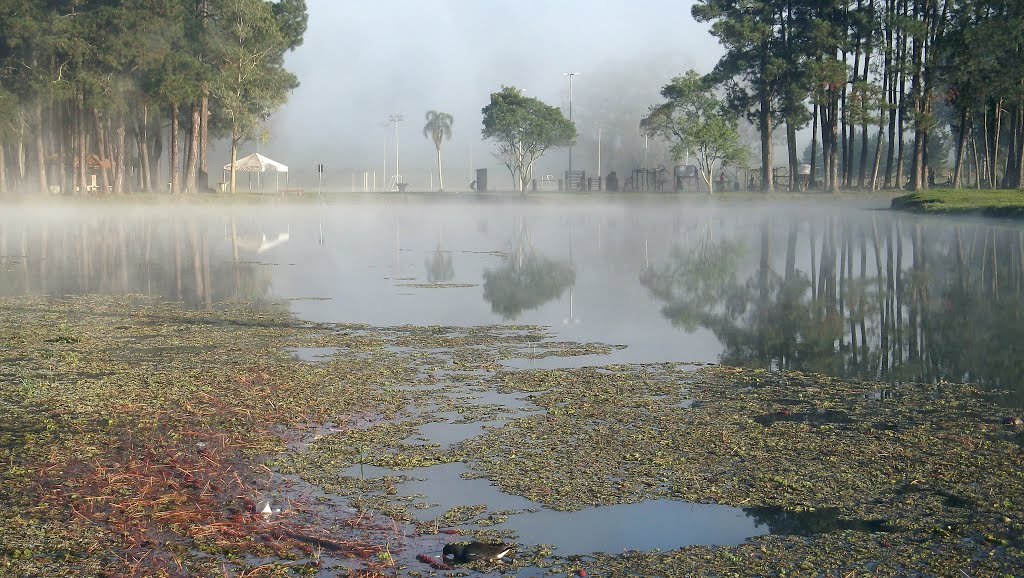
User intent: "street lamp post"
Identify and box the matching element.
[388,113,404,186]
[563,72,580,190]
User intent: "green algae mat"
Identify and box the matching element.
[1,295,1022,577]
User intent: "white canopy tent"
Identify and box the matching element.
[222,153,290,193]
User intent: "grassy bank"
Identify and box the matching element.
[892,189,1024,217]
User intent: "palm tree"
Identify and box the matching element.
[423,110,454,191]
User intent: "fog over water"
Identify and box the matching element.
[3,198,1022,400]
[247,0,718,191]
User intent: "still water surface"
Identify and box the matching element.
[3,196,1023,560]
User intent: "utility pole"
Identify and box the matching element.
[563,72,580,190]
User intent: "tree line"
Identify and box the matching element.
[0,0,307,196]
[692,0,1024,192]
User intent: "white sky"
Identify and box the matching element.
[255,0,721,189]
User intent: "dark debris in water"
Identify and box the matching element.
[752,408,854,427]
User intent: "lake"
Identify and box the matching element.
[3,196,1021,395]
[2,195,1022,567]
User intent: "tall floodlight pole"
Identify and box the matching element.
[597,125,602,186]
[563,72,580,190]
[388,113,404,183]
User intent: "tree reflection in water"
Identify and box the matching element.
[744,506,899,536]
[483,226,575,320]
[425,245,455,283]
[641,218,1024,402]
[0,216,273,309]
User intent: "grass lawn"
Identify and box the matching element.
[892,189,1024,217]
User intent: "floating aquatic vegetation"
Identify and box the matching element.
[2,294,1023,577]
[397,283,478,289]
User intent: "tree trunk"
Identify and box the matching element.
[981,107,992,187]
[786,120,798,191]
[35,102,48,194]
[759,38,774,193]
[971,124,982,189]
[199,85,209,190]
[114,115,126,194]
[810,104,819,189]
[56,96,68,191]
[1016,101,1024,188]
[16,114,26,185]
[858,1,874,189]
[990,99,1002,189]
[895,1,908,189]
[0,144,6,194]
[1003,104,1019,188]
[92,107,110,193]
[436,145,444,191]
[841,80,850,188]
[229,121,238,194]
[822,101,833,190]
[76,93,86,195]
[137,104,152,192]
[170,102,180,194]
[760,90,774,193]
[908,3,925,192]
[871,112,885,191]
[184,101,200,193]
[150,110,162,190]
[829,92,840,193]
[953,107,968,188]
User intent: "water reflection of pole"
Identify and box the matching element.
[189,223,202,306]
[40,225,49,295]
[202,228,212,310]
[568,223,573,264]
[174,221,183,300]
[21,226,29,294]
[230,218,239,262]
[516,216,525,270]
[563,286,581,325]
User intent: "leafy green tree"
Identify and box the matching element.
[481,86,576,192]
[0,0,305,196]
[642,71,749,193]
[210,0,302,193]
[692,0,787,192]
[422,110,453,191]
